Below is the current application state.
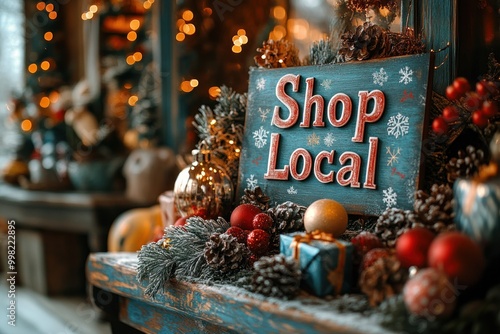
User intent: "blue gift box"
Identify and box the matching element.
[280,232,353,297]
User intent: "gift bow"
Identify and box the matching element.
[290,230,346,295]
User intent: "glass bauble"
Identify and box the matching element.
[173,149,234,219]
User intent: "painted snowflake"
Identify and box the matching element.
[372,68,388,86]
[256,77,266,91]
[323,133,336,147]
[246,175,258,190]
[387,113,410,138]
[258,107,270,122]
[382,187,398,209]
[418,94,426,106]
[287,186,298,195]
[386,146,401,166]
[253,126,269,148]
[399,66,413,85]
[307,132,320,146]
[321,79,332,90]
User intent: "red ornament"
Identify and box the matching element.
[476,80,489,97]
[472,109,488,128]
[445,85,460,101]
[442,105,459,122]
[432,117,448,135]
[404,268,457,319]
[247,229,270,255]
[351,231,383,257]
[464,93,481,111]
[230,204,262,230]
[252,213,274,231]
[482,100,498,118]
[428,232,485,286]
[396,227,435,268]
[174,216,189,226]
[226,226,247,244]
[452,77,471,96]
[361,248,391,270]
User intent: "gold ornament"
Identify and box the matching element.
[173,149,234,219]
[303,199,348,237]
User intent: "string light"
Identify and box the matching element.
[231,29,248,53]
[49,11,57,20]
[44,31,53,41]
[46,3,54,12]
[128,95,139,106]
[126,55,135,65]
[49,91,60,103]
[36,2,45,11]
[85,12,94,19]
[21,120,32,132]
[40,61,50,71]
[133,52,143,62]
[89,5,98,13]
[130,19,140,30]
[176,32,185,41]
[208,86,221,99]
[127,31,137,41]
[28,64,38,74]
[273,6,286,20]
[190,79,199,87]
[40,97,50,108]
[182,10,194,21]
[180,80,194,92]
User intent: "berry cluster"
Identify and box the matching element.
[433,77,499,135]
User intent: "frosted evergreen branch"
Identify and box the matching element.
[136,241,176,298]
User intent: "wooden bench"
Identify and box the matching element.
[87,252,393,334]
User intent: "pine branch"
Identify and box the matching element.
[309,39,338,65]
[136,241,176,298]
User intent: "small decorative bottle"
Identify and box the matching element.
[173,149,234,219]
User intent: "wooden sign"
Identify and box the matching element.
[238,53,434,215]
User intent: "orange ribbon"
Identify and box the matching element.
[290,230,346,295]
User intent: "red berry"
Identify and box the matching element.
[432,116,448,135]
[351,231,383,257]
[452,77,471,96]
[445,85,460,100]
[482,100,498,118]
[247,229,270,255]
[230,204,262,230]
[174,216,189,226]
[442,105,459,122]
[476,80,489,97]
[361,248,391,270]
[472,110,489,128]
[428,232,485,286]
[396,227,435,268]
[464,92,481,111]
[226,226,247,244]
[252,213,274,231]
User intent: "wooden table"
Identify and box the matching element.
[87,252,393,334]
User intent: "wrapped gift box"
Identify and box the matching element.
[280,232,353,297]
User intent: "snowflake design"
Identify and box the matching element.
[418,94,426,106]
[256,77,266,91]
[321,79,332,90]
[323,133,336,147]
[287,186,298,195]
[382,187,398,209]
[386,146,401,166]
[253,126,269,148]
[387,113,410,138]
[372,68,388,86]
[307,132,320,146]
[258,107,270,122]
[399,66,413,85]
[246,175,258,190]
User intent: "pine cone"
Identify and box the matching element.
[204,233,248,273]
[414,184,455,234]
[268,201,306,233]
[375,208,423,247]
[338,22,391,62]
[446,145,487,183]
[359,255,408,306]
[254,39,301,69]
[345,0,398,12]
[250,254,301,299]
[240,186,271,211]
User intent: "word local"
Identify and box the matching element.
[265,74,384,189]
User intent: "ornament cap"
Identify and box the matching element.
[192,149,211,163]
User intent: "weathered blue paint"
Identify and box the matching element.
[87,253,394,334]
[238,54,434,215]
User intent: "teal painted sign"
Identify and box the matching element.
[238,53,434,215]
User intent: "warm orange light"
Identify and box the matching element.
[46,3,54,12]
[237,29,246,36]
[190,79,199,87]
[28,64,38,74]
[40,97,50,108]
[36,2,45,11]
[128,95,139,106]
[127,31,137,41]
[203,8,212,16]
[143,1,152,9]
[81,13,87,20]
[89,5,98,13]
[126,55,135,65]
[49,91,60,103]
[133,52,143,62]
[176,32,185,41]
[48,11,57,20]
[124,83,132,89]
[208,86,221,99]
[40,61,50,71]
[180,81,193,92]
[44,31,53,41]
[182,10,194,21]
[183,23,196,35]
[85,12,93,19]
[21,119,32,132]
[130,19,140,31]
[240,35,249,44]
[273,6,286,20]
[232,45,242,53]
[176,19,185,28]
